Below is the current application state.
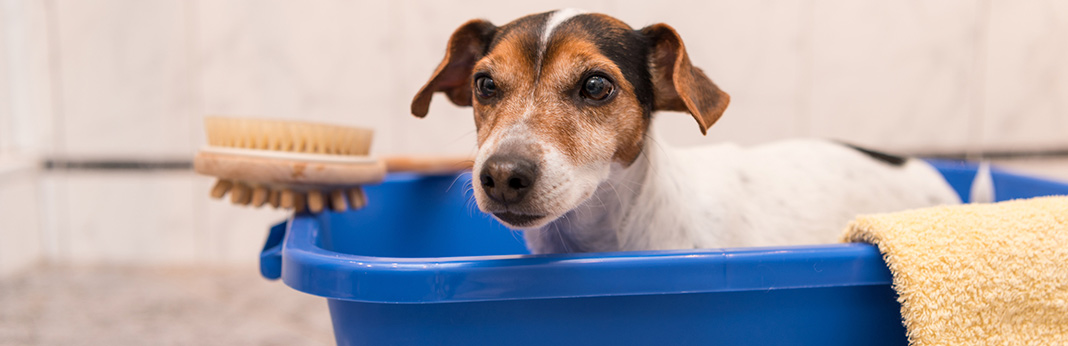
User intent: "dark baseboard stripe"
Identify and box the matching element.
[43,159,193,171]
[38,148,1068,172]
[916,149,1068,161]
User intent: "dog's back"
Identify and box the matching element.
[662,139,960,247]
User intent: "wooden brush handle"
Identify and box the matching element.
[382,155,473,175]
[195,151,387,186]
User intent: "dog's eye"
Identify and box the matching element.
[581,75,614,101]
[475,76,497,99]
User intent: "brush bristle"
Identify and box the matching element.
[204,116,373,156]
[209,178,369,213]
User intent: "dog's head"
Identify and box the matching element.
[411,10,729,229]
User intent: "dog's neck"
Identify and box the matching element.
[524,132,700,253]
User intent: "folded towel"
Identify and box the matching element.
[842,196,1068,346]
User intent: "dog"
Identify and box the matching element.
[411,9,967,254]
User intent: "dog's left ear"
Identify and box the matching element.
[641,23,730,135]
[411,19,497,118]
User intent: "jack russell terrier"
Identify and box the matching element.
[411,9,974,254]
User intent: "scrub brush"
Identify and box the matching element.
[194,116,475,213]
[195,116,386,213]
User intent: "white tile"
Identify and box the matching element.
[2,0,56,156]
[54,0,196,157]
[981,0,1068,152]
[36,170,65,261]
[605,1,811,147]
[992,159,1068,182]
[196,0,398,153]
[808,0,981,153]
[202,201,288,265]
[61,171,200,264]
[193,174,289,264]
[55,170,287,266]
[0,166,43,277]
[0,2,10,154]
[389,0,509,156]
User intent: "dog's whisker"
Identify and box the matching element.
[510,229,525,249]
[606,180,626,206]
[442,130,478,149]
[555,216,572,254]
[445,172,469,194]
[592,190,607,208]
[463,190,479,216]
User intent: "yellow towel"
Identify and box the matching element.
[842,196,1068,346]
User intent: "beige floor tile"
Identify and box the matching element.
[0,265,333,346]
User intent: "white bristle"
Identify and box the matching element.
[203,116,373,156]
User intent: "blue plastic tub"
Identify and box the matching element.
[259,160,1068,346]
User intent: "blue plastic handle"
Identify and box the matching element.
[259,220,288,280]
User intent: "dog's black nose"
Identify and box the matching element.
[480,154,537,205]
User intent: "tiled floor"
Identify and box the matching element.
[1,159,1066,346]
[0,265,334,346]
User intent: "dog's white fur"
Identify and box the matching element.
[541,9,588,48]
[519,133,963,253]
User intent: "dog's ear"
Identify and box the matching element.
[641,23,730,135]
[411,19,497,118]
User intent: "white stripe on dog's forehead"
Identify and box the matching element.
[541,8,589,48]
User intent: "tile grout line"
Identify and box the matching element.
[41,0,69,264]
[966,0,992,161]
[795,0,815,138]
[0,0,11,156]
[184,0,211,264]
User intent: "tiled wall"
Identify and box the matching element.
[2,0,1067,272]
[0,165,42,277]
[1,0,49,276]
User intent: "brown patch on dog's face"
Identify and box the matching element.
[472,15,650,168]
[540,36,648,166]
[469,36,538,145]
